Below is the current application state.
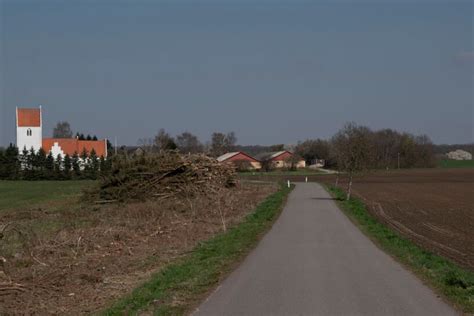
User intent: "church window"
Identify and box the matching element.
[27,128,32,136]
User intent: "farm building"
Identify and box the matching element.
[217,152,262,170]
[446,149,472,160]
[255,151,306,169]
[16,106,107,158]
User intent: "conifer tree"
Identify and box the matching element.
[72,152,81,178]
[63,154,72,179]
[2,144,20,179]
[54,154,63,179]
[89,149,99,179]
[36,148,47,178]
[45,152,55,179]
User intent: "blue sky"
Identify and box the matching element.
[1,0,472,146]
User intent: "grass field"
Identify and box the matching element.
[326,185,474,313]
[438,159,474,168]
[0,180,94,211]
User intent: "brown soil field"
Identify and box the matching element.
[319,169,474,271]
[0,182,277,315]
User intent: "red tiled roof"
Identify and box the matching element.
[42,138,107,157]
[17,108,41,127]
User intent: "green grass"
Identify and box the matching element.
[326,185,474,313]
[101,185,292,316]
[0,180,94,211]
[239,168,327,176]
[438,159,474,168]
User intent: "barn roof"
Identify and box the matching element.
[217,152,240,162]
[17,108,41,127]
[255,151,291,161]
[217,151,260,162]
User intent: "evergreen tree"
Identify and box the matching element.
[92,135,98,141]
[36,148,47,179]
[54,154,63,179]
[2,144,20,179]
[45,152,55,179]
[72,152,81,178]
[89,149,99,179]
[63,154,72,179]
[86,134,92,141]
[20,146,30,174]
[81,148,90,178]
[24,147,38,180]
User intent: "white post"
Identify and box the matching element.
[287,180,290,188]
[305,176,308,183]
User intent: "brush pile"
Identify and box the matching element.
[88,151,236,203]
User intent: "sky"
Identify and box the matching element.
[1,0,473,146]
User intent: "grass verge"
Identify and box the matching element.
[101,185,293,316]
[326,185,474,313]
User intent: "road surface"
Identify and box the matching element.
[194,183,456,316]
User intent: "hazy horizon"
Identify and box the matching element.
[1,0,473,147]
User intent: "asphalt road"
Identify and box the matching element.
[193,183,456,316]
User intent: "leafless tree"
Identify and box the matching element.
[176,132,203,154]
[53,121,73,138]
[137,138,155,153]
[154,129,177,151]
[210,131,237,157]
[331,123,374,200]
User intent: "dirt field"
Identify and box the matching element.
[319,169,474,271]
[0,181,277,315]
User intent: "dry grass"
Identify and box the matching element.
[0,181,277,315]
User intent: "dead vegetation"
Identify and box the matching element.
[88,151,236,203]
[0,152,277,314]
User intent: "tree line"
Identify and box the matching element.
[137,130,238,157]
[294,124,436,171]
[0,144,111,180]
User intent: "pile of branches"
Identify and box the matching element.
[88,151,236,203]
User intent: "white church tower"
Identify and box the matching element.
[16,106,43,152]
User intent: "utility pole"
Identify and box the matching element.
[114,136,118,155]
[397,152,400,169]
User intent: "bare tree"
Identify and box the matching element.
[137,137,155,153]
[154,129,177,151]
[176,132,203,154]
[53,121,73,138]
[331,123,374,200]
[210,131,237,157]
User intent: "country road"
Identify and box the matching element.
[194,183,456,316]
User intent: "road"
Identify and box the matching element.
[194,183,456,316]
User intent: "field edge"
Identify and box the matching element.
[100,184,293,315]
[323,184,474,314]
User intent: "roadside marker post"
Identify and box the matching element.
[305,177,308,183]
[287,180,290,188]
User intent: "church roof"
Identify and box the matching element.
[17,108,41,127]
[43,138,107,157]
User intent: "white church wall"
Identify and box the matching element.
[17,126,42,153]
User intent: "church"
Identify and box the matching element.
[16,106,108,158]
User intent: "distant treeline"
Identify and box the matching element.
[0,144,111,180]
[294,126,438,169]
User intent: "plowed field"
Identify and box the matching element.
[320,169,474,270]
